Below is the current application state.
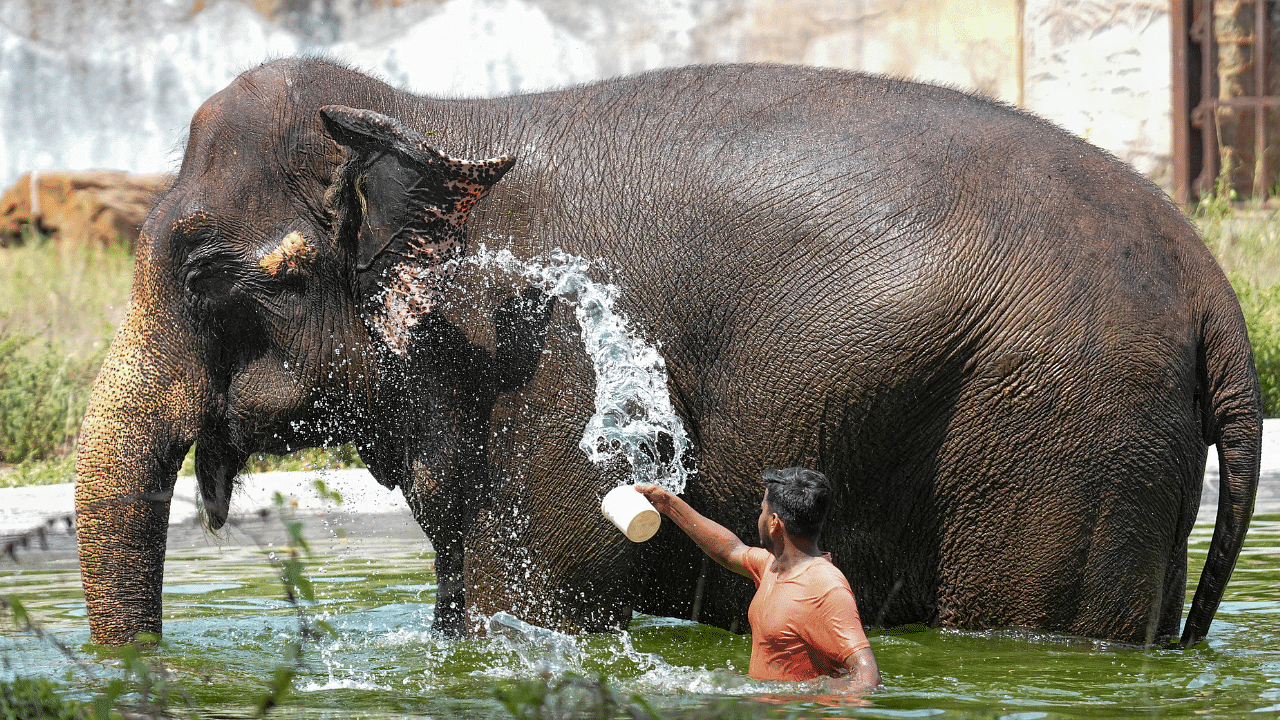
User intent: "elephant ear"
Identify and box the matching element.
[321,105,516,355]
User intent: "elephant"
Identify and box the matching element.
[75,58,1261,649]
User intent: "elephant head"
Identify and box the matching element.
[74,61,533,645]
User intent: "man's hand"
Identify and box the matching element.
[633,483,676,513]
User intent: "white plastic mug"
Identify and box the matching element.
[601,485,661,542]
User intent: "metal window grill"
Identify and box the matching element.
[1173,0,1280,203]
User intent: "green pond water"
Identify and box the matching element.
[4,506,1280,719]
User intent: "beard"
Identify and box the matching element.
[758,522,774,553]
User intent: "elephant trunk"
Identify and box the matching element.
[75,287,206,646]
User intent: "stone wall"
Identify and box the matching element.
[0,0,1171,191]
[1022,0,1173,188]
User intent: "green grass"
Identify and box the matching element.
[3,208,1280,487]
[176,444,366,480]
[0,225,132,361]
[0,231,122,469]
[1230,279,1280,417]
[0,333,100,466]
[1196,206,1280,287]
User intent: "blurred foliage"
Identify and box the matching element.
[1227,277,1280,417]
[0,332,101,465]
[0,676,80,720]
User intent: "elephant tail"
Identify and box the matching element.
[1182,286,1263,647]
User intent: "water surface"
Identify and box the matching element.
[4,499,1279,719]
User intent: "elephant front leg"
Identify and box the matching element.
[409,509,469,636]
[403,463,475,636]
[431,540,467,635]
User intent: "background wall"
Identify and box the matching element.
[1023,0,1173,189]
[0,0,1172,191]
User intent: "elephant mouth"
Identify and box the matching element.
[194,417,252,530]
[195,439,244,530]
[192,405,363,529]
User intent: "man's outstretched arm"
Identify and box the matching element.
[633,484,752,577]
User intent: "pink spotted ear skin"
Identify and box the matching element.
[320,105,517,356]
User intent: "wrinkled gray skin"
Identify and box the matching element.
[75,59,1261,649]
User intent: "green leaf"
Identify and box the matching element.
[286,520,311,555]
[257,666,297,715]
[313,478,343,504]
[281,558,315,602]
[5,596,29,628]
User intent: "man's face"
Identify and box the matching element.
[757,489,776,552]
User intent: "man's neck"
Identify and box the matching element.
[771,534,824,578]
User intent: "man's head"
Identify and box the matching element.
[757,467,833,548]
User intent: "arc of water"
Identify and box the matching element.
[471,245,692,493]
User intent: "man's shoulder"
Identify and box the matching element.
[743,546,772,568]
[740,546,774,580]
[805,555,853,591]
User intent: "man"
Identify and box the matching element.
[635,468,880,690]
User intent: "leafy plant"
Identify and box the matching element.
[1229,276,1280,417]
[0,333,100,464]
[0,676,80,720]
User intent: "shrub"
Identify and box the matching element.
[0,332,101,464]
[1230,277,1280,418]
[0,676,79,720]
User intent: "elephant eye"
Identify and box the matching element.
[181,259,272,346]
[181,249,242,302]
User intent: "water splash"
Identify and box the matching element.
[471,245,693,493]
[370,610,757,701]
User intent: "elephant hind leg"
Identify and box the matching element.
[1068,530,1179,644]
[1155,537,1189,644]
[1069,461,1199,645]
[934,471,1186,645]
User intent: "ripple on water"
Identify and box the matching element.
[1218,600,1280,614]
[6,512,1280,718]
[857,711,947,718]
[164,583,244,594]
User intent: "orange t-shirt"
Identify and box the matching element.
[742,546,871,681]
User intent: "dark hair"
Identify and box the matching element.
[761,467,832,541]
